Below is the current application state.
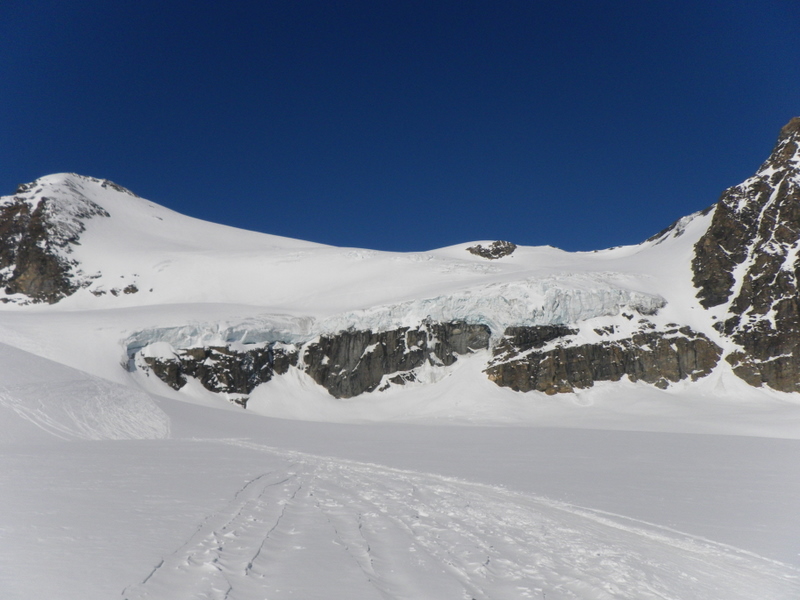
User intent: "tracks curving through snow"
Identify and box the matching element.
[123,439,800,600]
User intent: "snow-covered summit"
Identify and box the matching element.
[0,171,683,313]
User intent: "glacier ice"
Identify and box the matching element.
[125,274,665,360]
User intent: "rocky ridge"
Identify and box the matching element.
[693,117,800,391]
[132,309,720,403]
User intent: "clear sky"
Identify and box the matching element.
[2,1,799,252]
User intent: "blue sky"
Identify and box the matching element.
[2,1,799,251]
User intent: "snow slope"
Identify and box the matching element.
[0,342,168,443]
[3,403,799,600]
[122,440,799,600]
[0,418,800,600]
[0,173,753,409]
[0,173,706,321]
[2,173,800,598]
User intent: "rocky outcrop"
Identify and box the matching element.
[0,197,76,302]
[303,321,491,398]
[692,117,800,391]
[490,325,578,358]
[486,325,721,394]
[138,321,491,403]
[466,240,517,259]
[141,344,298,406]
[137,317,724,404]
[0,176,111,303]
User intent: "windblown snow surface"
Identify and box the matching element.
[2,174,800,599]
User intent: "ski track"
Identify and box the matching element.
[122,440,800,600]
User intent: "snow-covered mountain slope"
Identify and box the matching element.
[4,121,800,600]
[0,171,684,313]
[120,440,798,600]
[1,120,800,410]
[0,170,725,406]
[1,173,324,306]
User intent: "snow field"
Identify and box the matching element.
[0,343,169,443]
[3,396,800,599]
[3,175,800,599]
[123,440,800,600]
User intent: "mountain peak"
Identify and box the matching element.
[15,173,140,200]
[692,117,800,391]
[759,117,800,176]
[778,116,800,140]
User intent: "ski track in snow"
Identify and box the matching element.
[123,440,800,600]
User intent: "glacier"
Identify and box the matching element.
[125,274,666,363]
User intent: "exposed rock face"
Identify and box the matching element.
[0,198,75,302]
[490,325,578,357]
[138,321,491,403]
[141,344,298,406]
[303,321,491,398]
[137,317,724,403]
[486,325,721,394]
[0,175,111,303]
[692,117,800,391]
[466,240,517,259]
